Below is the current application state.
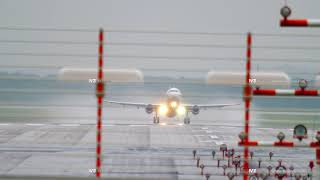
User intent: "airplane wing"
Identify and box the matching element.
[184,103,240,110]
[104,100,160,108]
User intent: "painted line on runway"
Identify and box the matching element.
[59,124,80,127]
[258,127,274,130]
[0,123,9,126]
[194,135,205,137]
[129,124,148,127]
[25,123,44,126]
[199,140,215,143]
[214,141,225,145]
[102,124,114,127]
[209,135,219,139]
[191,130,203,132]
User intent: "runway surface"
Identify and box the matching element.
[0,107,318,180]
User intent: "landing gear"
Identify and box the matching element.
[153,117,160,124]
[184,112,191,124]
[184,117,190,124]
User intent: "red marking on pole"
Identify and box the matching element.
[96,28,105,178]
[99,45,103,55]
[246,49,251,61]
[253,89,276,96]
[247,34,252,46]
[310,142,320,148]
[317,149,320,165]
[280,19,308,27]
[97,131,101,142]
[295,89,318,96]
[98,69,103,80]
[274,141,294,147]
[238,141,258,146]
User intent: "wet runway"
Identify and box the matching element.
[0,107,318,180]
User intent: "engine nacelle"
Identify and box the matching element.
[192,105,200,115]
[145,104,153,114]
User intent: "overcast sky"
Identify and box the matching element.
[0,0,319,79]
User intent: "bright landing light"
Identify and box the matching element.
[158,105,168,115]
[170,101,177,108]
[177,106,186,115]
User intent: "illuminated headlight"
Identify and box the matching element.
[158,105,168,115]
[177,106,186,115]
[170,101,177,108]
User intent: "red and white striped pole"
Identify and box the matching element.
[96,28,105,178]
[280,6,320,27]
[253,89,320,96]
[239,141,320,148]
[281,19,320,27]
[243,32,252,180]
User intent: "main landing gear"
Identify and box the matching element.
[153,116,160,124]
[153,112,160,124]
[184,117,190,124]
[184,112,190,124]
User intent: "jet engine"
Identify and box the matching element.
[145,104,153,114]
[192,105,200,115]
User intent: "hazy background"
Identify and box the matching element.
[0,0,319,78]
[0,0,319,130]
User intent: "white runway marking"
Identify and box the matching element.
[129,125,148,127]
[210,135,219,139]
[60,124,80,127]
[199,140,215,143]
[201,127,209,130]
[258,128,273,130]
[25,123,44,126]
[205,130,213,133]
[194,135,205,137]
[102,124,114,127]
[0,123,9,126]
[159,122,167,126]
[191,130,204,132]
[214,141,225,145]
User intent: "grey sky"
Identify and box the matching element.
[0,0,319,79]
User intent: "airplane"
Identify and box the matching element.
[104,88,239,124]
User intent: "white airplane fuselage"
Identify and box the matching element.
[160,88,184,118]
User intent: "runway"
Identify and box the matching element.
[0,107,317,180]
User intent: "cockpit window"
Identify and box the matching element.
[167,88,180,94]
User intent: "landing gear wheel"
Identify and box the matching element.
[153,117,160,124]
[184,117,190,124]
[153,117,157,124]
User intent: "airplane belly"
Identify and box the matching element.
[166,109,176,118]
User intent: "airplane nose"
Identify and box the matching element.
[170,101,177,108]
